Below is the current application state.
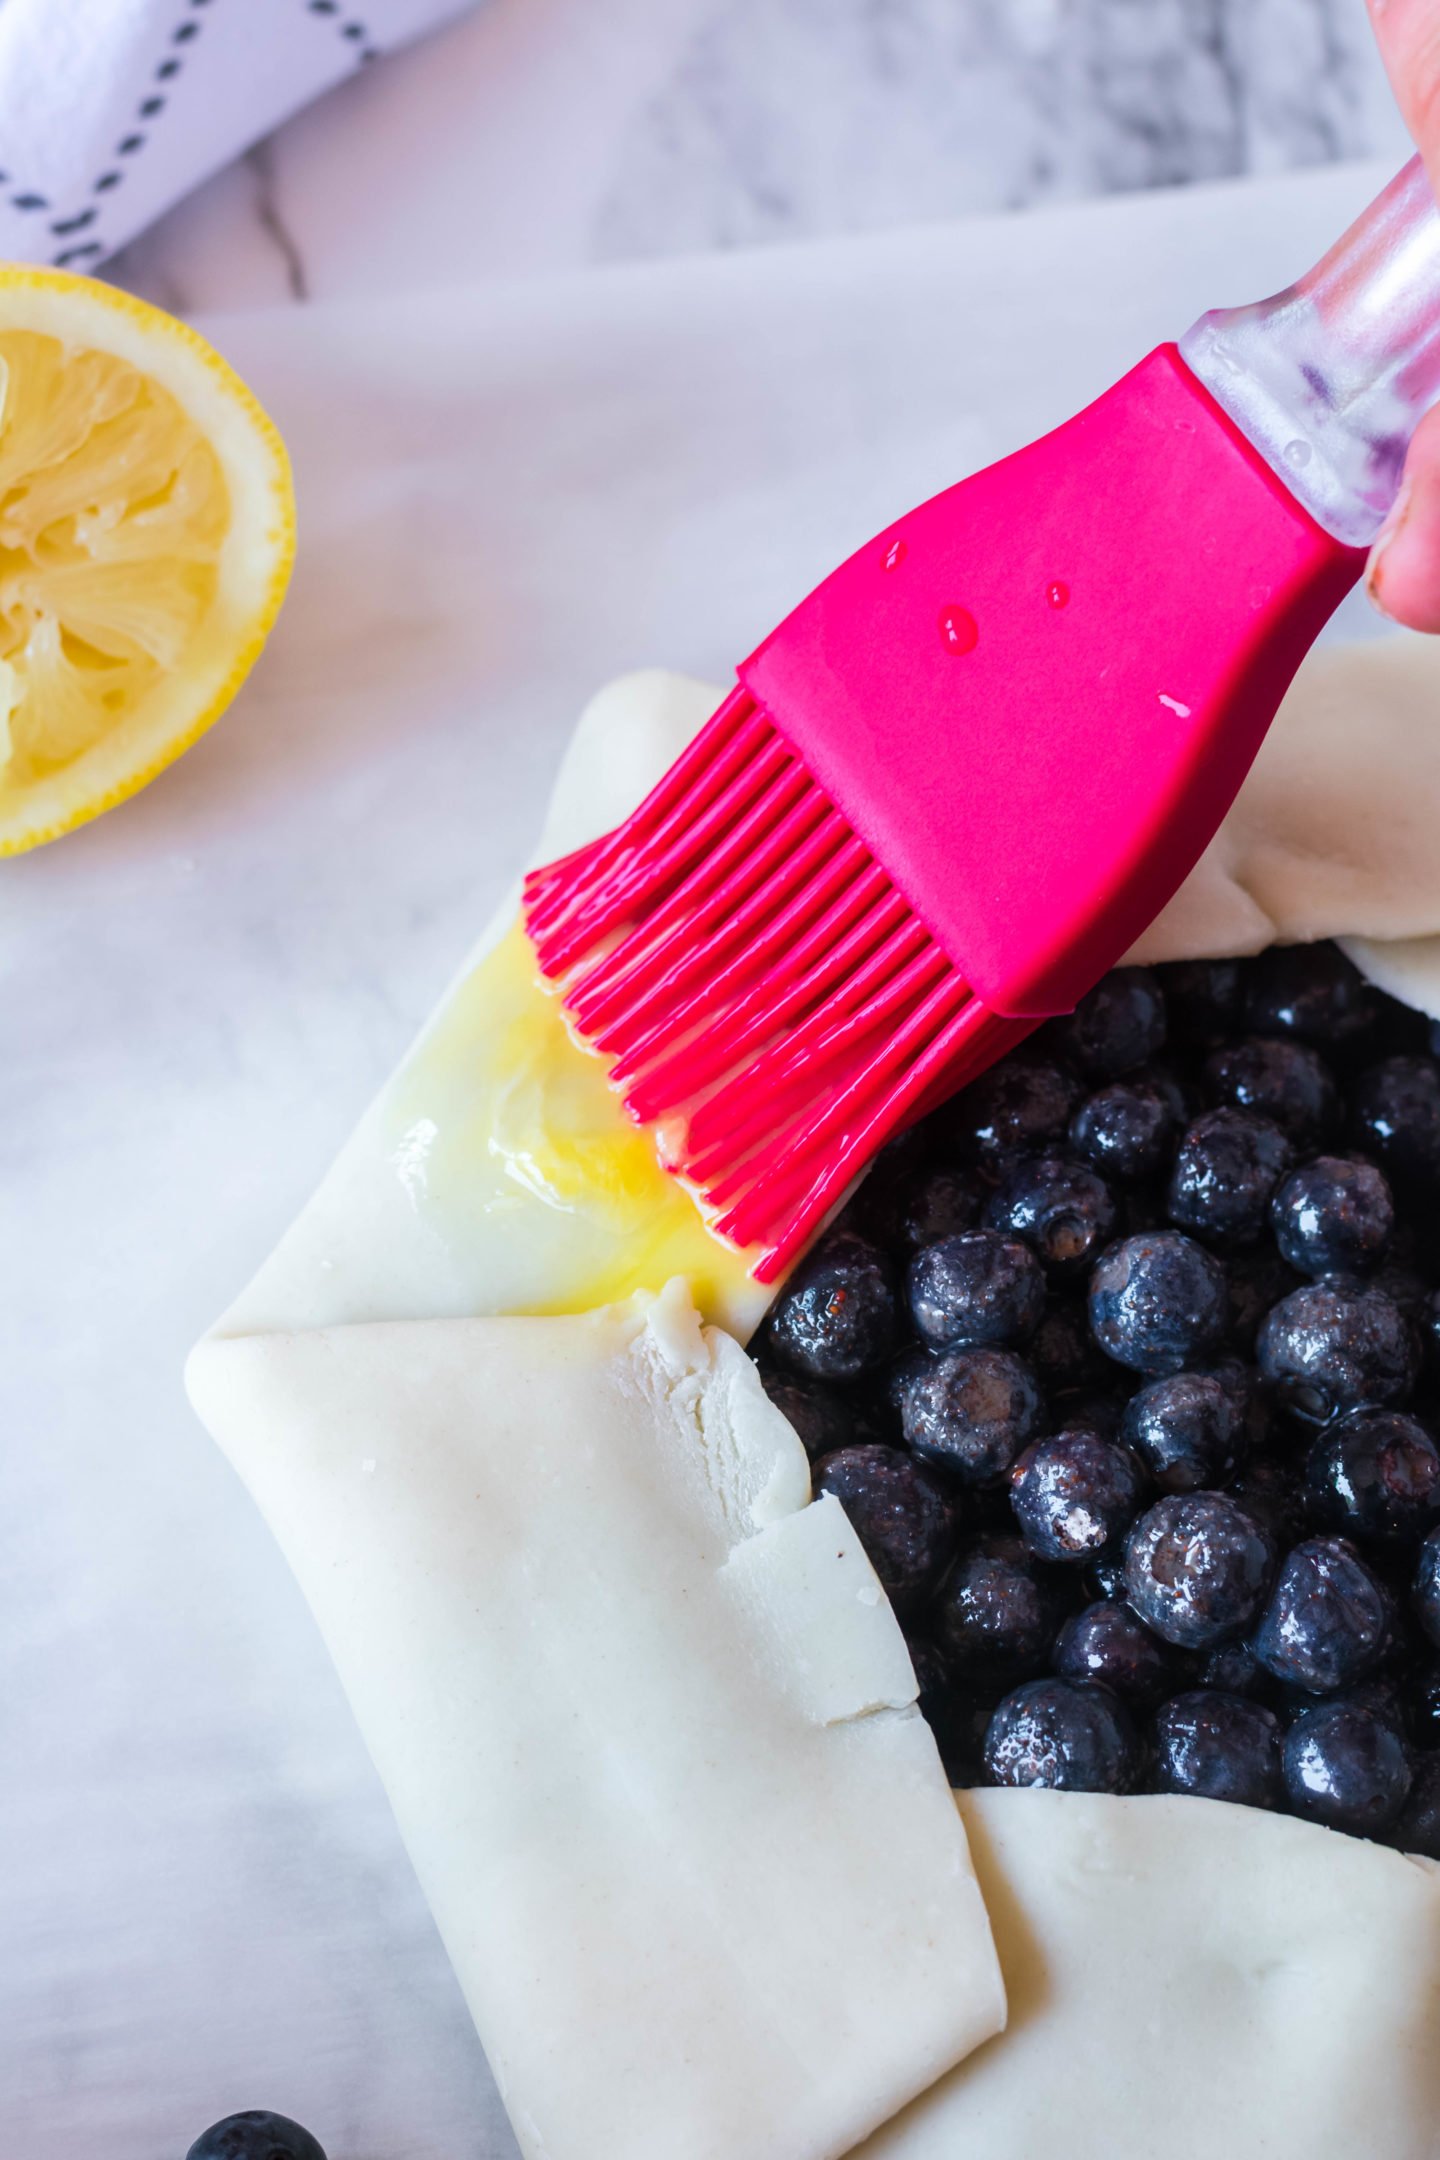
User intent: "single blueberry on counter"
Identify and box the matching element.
[1282,1700,1412,1834]
[1010,1428,1147,1564]
[1053,1599,1175,1707]
[985,1154,1118,1278]
[1350,1054,1440,1194]
[1049,967,1167,1079]
[933,1534,1068,1687]
[1242,944,1380,1055]
[186,2116,327,2160]
[1157,958,1243,1047]
[1088,1231,1229,1376]
[1415,1526,1440,1650]
[814,1445,957,1611]
[947,1055,1082,1171]
[1121,1371,1240,1495]
[767,1231,896,1382]
[908,1229,1045,1352]
[1204,1035,1341,1147]
[1256,1280,1419,1426]
[1270,1155,1394,1277]
[1304,1409,1440,1546]
[1151,1690,1282,1809]
[983,1676,1140,1792]
[1124,1492,1276,1650]
[1251,1536,1392,1695]
[1069,1074,1182,1183]
[1166,1108,1295,1249]
[899,1345,1042,1485]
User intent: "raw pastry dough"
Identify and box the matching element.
[188,1290,1004,2160]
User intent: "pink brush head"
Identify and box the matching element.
[525,161,1440,1285]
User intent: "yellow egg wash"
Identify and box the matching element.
[383,917,765,1325]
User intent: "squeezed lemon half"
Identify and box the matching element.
[0,268,294,855]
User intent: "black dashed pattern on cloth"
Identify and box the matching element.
[1,0,382,271]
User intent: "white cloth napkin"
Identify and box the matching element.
[0,0,476,273]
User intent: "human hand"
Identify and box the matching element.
[1366,0,1440,626]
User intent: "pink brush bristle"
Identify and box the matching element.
[523,685,1032,1281]
[521,138,1440,1292]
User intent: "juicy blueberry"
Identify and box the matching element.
[1251,1536,1392,1695]
[1304,1409,1440,1546]
[186,2117,327,2160]
[1270,1155,1394,1277]
[1204,1035,1341,1147]
[767,1232,896,1382]
[1166,1108,1294,1249]
[1415,1526,1440,1650]
[1010,1428,1147,1564]
[908,1230,1045,1352]
[1069,1075,1181,1183]
[949,1056,1082,1170]
[1256,1280,1419,1425]
[1053,1599,1175,1706]
[814,1445,956,1611]
[1088,1231,1229,1376]
[1350,1054,1440,1194]
[933,1534,1067,1686]
[1121,1370,1240,1494]
[1124,1492,1276,1649]
[983,1676,1139,1792]
[1282,1700,1412,1834]
[1151,1690,1282,1809]
[985,1154,1118,1278]
[1051,967,1167,1079]
[1242,943,1380,1054]
[899,1345,1042,1485]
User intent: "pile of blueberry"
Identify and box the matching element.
[755,944,1440,1850]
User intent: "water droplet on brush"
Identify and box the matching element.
[1283,438,1313,469]
[882,538,908,571]
[937,604,978,655]
[1047,581,1070,609]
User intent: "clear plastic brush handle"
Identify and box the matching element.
[1180,155,1440,547]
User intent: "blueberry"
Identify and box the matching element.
[1157,958,1244,1047]
[908,1230,1045,1352]
[983,1676,1139,1792]
[1053,1600,1175,1706]
[1270,1155,1394,1277]
[1395,1753,1440,1857]
[905,1634,954,1730]
[1256,1280,1419,1425]
[1282,1700,1412,1834]
[984,1154,1117,1278]
[1252,1537,1392,1694]
[759,1372,855,1463]
[1050,968,1166,1079]
[768,1231,896,1382]
[1198,1638,1270,1699]
[1088,1231,1229,1376]
[186,2116,327,2160]
[1124,1492,1275,1649]
[1011,1429,1147,1564]
[1415,1527,1440,1649]
[933,1534,1068,1686]
[1305,1410,1440,1546]
[1204,1036,1341,1147]
[1069,1076,1181,1182]
[1151,1690,1282,1808]
[1121,1371,1240,1494]
[899,1345,1042,1485]
[1225,1246,1303,1352]
[1027,1298,1105,1392]
[814,1445,956,1610]
[1350,1055,1440,1195]
[949,1056,1082,1171]
[1166,1108,1294,1248]
[1242,944,1380,1054]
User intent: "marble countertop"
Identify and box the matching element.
[5,4,1419,2156]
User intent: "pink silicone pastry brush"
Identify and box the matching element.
[524,158,1440,1284]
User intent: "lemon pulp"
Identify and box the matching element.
[384,919,764,1324]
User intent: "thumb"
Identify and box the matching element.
[1367,404,1440,631]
